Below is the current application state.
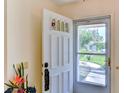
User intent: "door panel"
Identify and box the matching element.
[62,71,70,93]
[42,9,73,93]
[63,37,70,65]
[50,35,59,68]
[51,74,60,93]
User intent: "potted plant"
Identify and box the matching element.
[4,62,36,93]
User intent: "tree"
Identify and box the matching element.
[79,29,93,50]
[79,28,104,51]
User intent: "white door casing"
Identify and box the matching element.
[42,9,73,93]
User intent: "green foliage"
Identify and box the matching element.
[26,74,28,89]
[4,83,18,88]
[5,62,28,89]
[21,62,24,77]
[78,28,105,67]
[21,62,24,88]
[13,64,18,76]
[9,80,19,88]
[18,65,21,77]
[96,43,105,51]
[80,55,105,66]
[4,62,35,93]
[79,29,104,51]
[79,30,93,49]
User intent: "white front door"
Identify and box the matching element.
[42,9,73,93]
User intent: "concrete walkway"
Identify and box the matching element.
[79,62,105,86]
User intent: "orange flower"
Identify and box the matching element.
[12,76,25,86]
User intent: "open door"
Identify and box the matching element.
[42,9,73,93]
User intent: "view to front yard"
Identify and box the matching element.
[78,24,106,67]
[77,24,106,86]
[79,55,105,67]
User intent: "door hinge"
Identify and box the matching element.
[107,57,111,68]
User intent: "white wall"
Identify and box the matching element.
[59,0,119,93]
[6,0,60,92]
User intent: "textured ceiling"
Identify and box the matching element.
[51,0,79,5]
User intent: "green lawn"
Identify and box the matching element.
[80,55,105,67]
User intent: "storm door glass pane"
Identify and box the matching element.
[77,24,106,53]
[77,24,106,86]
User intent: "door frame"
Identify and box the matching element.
[73,15,111,93]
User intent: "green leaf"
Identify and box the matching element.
[13,64,18,75]
[18,65,21,77]
[4,83,17,88]
[26,74,28,89]
[21,62,24,88]
[21,62,24,77]
[9,80,19,88]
